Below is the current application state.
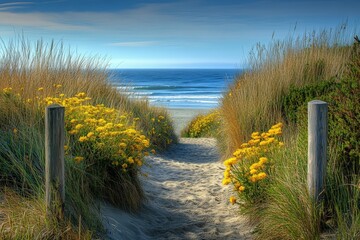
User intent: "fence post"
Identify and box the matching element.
[307,100,328,202]
[45,104,65,221]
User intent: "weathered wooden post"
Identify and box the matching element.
[307,100,328,202]
[45,104,65,221]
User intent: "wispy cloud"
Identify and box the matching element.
[0,1,34,11]
[0,11,90,31]
[109,41,159,47]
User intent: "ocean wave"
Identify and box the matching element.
[133,85,216,91]
[115,86,135,90]
[146,95,220,99]
[149,99,219,104]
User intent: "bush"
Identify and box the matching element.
[181,110,220,138]
[222,122,284,207]
[280,39,360,176]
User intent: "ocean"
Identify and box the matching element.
[108,69,241,109]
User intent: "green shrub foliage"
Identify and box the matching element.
[281,38,360,176]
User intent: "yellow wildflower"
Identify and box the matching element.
[69,130,78,135]
[79,136,88,142]
[259,157,268,164]
[249,176,257,182]
[250,162,261,170]
[229,196,237,205]
[74,156,84,163]
[224,157,237,167]
[87,132,94,138]
[251,132,260,138]
[127,157,134,164]
[250,169,257,175]
[234,182,241,188]
[222,178,231,185]
[257,172,267,180]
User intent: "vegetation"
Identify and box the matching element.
[220,26,352,155]
[217,26,359,239]
[223,123,284,206]
[0,37,176,239]
[181,110,220,138]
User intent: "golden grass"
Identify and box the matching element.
[0,36,176,238]
[0,188,94,240]
[220,26,353,155]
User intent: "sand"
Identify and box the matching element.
[101,138,252,240]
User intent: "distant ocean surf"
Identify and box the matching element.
[109,69,241,109]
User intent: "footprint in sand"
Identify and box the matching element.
[101,138,252,240]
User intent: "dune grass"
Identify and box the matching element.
[0,36,177,238]
[220,26,352,155]
[216,25,359,239]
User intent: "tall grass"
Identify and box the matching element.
[220,26,353,155]
[217,25,359,239]
[254,127,322,240]
[0,36,176,238]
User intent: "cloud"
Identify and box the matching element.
[109,41,159,47]
[0,1,358,37]
[0,11,90,31]
[0,2,34,11]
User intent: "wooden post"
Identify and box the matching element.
[307,100,328,202]
[45,104,65,221]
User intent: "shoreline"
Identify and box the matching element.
[166,108,211,136]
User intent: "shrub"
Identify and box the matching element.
[280,38,360,176]
[181,110,220,138]
[222,122,284,207]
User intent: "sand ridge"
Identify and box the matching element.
[101,138,252,240]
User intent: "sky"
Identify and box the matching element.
[0,0,359,69]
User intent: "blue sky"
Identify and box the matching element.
[0,0,359,68]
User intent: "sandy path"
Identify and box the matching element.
[101,138,252,240]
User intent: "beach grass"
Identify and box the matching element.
[213,25,359,239]
[220,25,353,155]
[0,36,176,238]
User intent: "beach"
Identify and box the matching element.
[101,137,251,240]
[100,107,251,239]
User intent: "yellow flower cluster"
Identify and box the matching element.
[146,113,174,149]
[183,110,220,138]
[39,92,150,171]
[223,122,284,205]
